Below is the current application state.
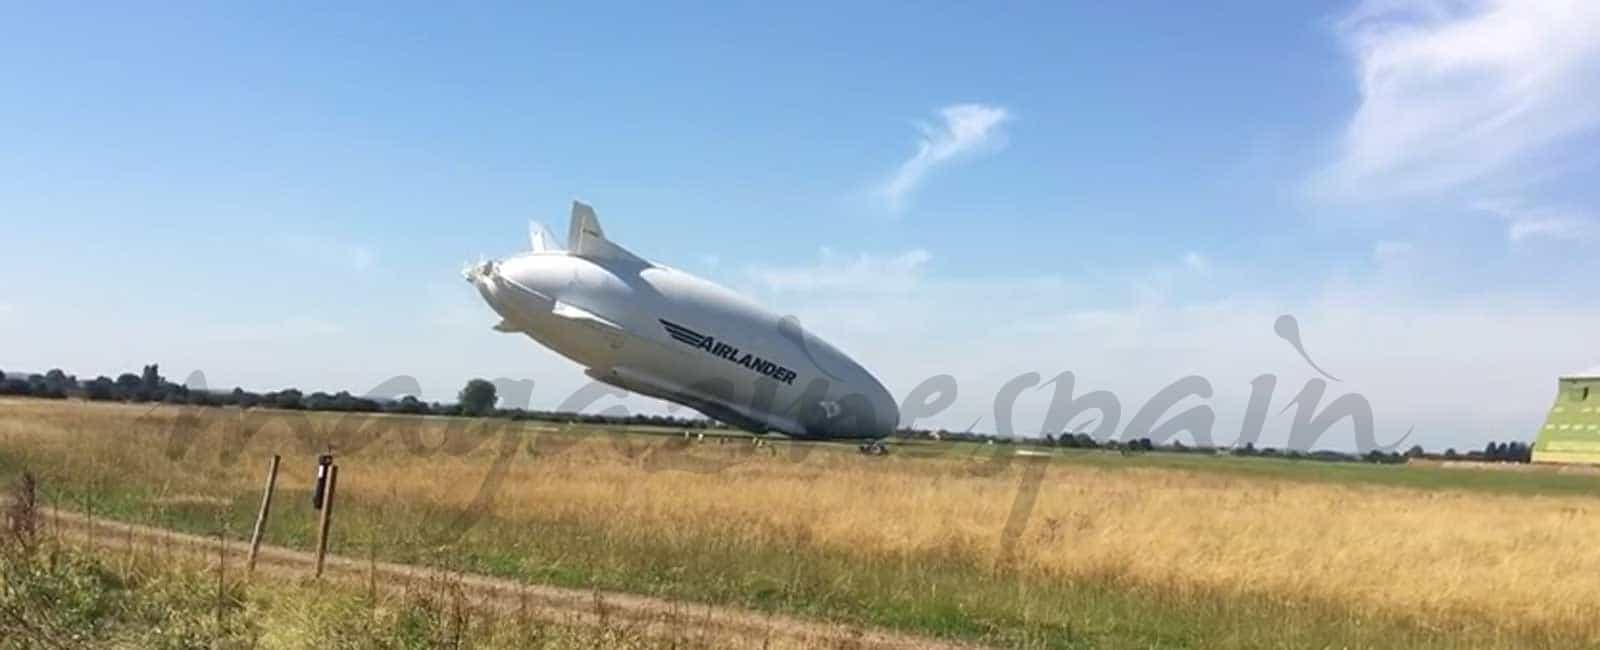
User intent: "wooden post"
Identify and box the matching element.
[314,464,339,578]
[367,531,378,604]
[246,455,280,574]
[215,531,227,629]
[84,490,94,550]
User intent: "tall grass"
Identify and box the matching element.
[2,397,1596,648]
[0,542,710,648]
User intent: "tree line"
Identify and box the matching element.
[0,364,1537,461]
[0,365,717,430]
[894,427,1536,464]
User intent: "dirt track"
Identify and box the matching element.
[36,507,978,649]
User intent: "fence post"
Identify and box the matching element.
[215,531,227,629]
[314,464,339,578]
[247,455,280,574]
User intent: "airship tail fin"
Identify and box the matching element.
[529,222,559,253]
[568,200,649,265]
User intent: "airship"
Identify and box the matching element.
[464,201,899,440]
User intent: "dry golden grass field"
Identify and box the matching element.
[3,396,1598,648]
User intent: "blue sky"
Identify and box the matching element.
[3,1,1597,451]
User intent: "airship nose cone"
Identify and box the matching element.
[868,378,901,437]
[473,273,502,312]
[467,258,552,325]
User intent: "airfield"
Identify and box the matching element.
[3,396,1599,648]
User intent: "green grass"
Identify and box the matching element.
[0,543,700,648]
[890,439,1600,498]
[3,395,1596,649]
[0,445,1585,650]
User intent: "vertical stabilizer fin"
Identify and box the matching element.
[566,200,649,265]
[568,201,603,250]
[529,221,559,252]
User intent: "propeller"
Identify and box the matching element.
[461,255,496,282]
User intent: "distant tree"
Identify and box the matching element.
[274,388,304,410]
[1443,448,1459,459]
[43,369,77,395]
[141,364,162,392]
[159,382,188,403]
[392,395,428,415]
[1488,441,1528,462]
[115,373,142,399]
[23,373,64,399]
[1366,449,1404,464]
[1404,444,1426,459]
[0,378,28,396]
[84,376,116,401]
[458,378,498,416]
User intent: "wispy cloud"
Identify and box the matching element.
[878,104,1011,212]
[1182,251,1211,275]
[750,246,1598,450]
[751,248,932,294]
[1475,199,1596,243]
[1507,218,1593,243]
[273,235,378,272]
[1313,0,1600,199]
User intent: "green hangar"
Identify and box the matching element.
[1532,366,1600,465]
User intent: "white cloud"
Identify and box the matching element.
[1182,251,1211,274]
[747,247,1594,451]
[878,104,1011,211]
[750,248,933,294]
[1474,199,1596,243]
[1507,217,1594,243]
[1314,0,1600,198]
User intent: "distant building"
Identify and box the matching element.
[1532,366,1600,465]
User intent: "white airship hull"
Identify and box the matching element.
[467,202,898,439]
